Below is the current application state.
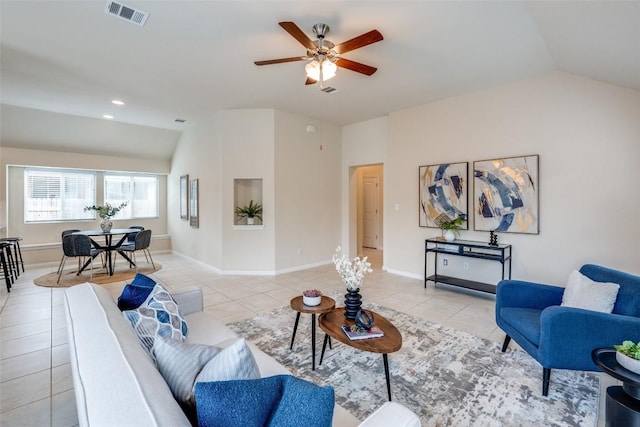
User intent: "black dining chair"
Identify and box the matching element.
[126,225,144,243]
[118,229,155,270]
[57,230,81,274]
[57,234,105,284]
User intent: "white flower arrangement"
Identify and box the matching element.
[332,246,373,291]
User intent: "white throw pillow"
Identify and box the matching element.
[561,270,620,313]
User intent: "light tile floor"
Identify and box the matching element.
[0,249,614,426]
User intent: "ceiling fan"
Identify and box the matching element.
[254,22,383,89]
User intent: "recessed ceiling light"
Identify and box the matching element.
[103,114,114,119]
[111,100,125,106]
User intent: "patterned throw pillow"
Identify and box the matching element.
[123,284,188,354]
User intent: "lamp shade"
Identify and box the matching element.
[305,59,337,81]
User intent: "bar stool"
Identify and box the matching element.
[0,240,19,282]
[0,242,14,292]
[0,237,24,274]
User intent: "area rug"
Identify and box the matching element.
[34,263,162,287]
[228,303,599,427]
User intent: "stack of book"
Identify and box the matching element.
[341,325,384,341]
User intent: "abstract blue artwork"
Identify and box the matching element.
[419,162,468,228]
[473,155,539,234]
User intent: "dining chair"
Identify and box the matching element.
[57,230,82,274]
[126,225,144,243]
[118,229,155,270]
[57,234,105,284]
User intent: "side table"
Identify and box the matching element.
[592,348,640,427]
[290,295,335,370]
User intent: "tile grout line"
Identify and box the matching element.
[50,287,54,427]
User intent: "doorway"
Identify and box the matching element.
[357,165,383,251]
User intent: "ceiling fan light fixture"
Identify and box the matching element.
[305,59,337,81]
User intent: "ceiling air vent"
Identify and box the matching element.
[321,86,339,94]
[105,1,149,26]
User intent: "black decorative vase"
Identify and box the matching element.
[344,288,362,320]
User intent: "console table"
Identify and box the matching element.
[424,237,512,294]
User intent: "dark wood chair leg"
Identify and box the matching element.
[501,335,512,352]
[542,367,551,396]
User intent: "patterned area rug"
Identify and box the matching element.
[228,303,599,427]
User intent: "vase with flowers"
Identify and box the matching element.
[332,246,373,320]
[84,201,128,233]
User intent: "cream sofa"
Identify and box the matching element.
[64,283,421,427]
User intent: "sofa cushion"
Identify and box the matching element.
[117,273,158,310]
[194,375,334,427]
[123,284,188,354]
[561,270,619,313]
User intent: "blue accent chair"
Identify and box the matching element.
[496,264,640,396]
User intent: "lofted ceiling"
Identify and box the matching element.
[1,1,639,160]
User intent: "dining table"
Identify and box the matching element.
[73,229,138,276]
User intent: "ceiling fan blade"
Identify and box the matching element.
[305,77,318,85]
[333,30,383,54]
[254,56,308,66]
[279,21,316,50]
[334,58,378,76]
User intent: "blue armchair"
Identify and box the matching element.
[496,264,640,396]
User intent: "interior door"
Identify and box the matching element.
[363,175,378,249]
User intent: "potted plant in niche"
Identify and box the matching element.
[235,200,263,225]
[614,340,640,374]
[437,215,466,242]
[302,289,322,306]
[84,201,128,233]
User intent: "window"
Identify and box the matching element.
[25,168,96,222]
[104,174,158,219]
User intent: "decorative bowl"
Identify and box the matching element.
[303,295,321,306]
[616,351,640,375]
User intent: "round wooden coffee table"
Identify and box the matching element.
[290,295,335,370]
[318,307,402,401]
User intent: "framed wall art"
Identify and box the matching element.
[180,174,189,220]
[473,154,539,234]
[189,178,199,228]
[419,162,468,228]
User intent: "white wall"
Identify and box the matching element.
[382,72,640,284]
[274,110,341,272]
[168,118,223,269]
[169,108,342,274]
[341,117,388,258]
[221,109,276,273]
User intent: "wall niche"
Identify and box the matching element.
[234,178,263,226]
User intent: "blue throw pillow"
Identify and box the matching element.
[195,376,282,427]
[269,376,334,427]
[117,273,157,310]
[131,272,157,288]
[194,375,334,427]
